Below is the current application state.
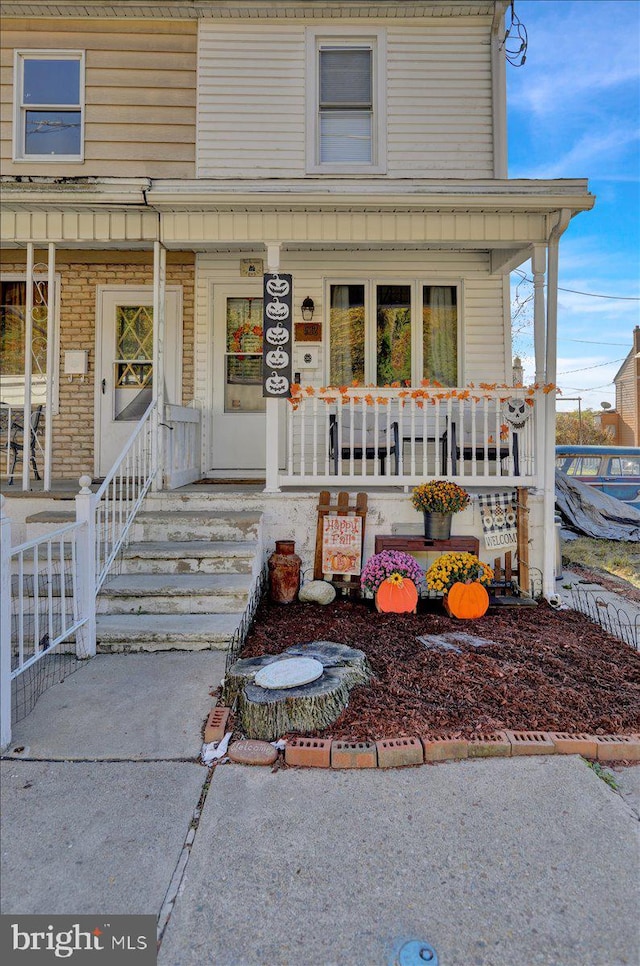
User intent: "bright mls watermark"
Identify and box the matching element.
[0,916,156,964]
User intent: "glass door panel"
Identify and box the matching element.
[329,284,365,385]
[423,286,457,385]
[376,284,411,385]
[224,296,265,413]
[114,305,153,420]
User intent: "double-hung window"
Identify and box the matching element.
[307,30,386,173]
[14,51,84,161]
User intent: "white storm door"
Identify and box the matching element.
[97,287,181,478]
[211,287,266,473]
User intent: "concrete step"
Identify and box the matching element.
[120,540,257,575]
[97,573,252,615]
[129,510,261,543]
[95,613,241,652]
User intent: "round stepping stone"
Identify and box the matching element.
[254,657,324,690]
[227,739,278,766]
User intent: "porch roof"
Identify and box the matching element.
[1,176,594,270]
[0,2,503,21]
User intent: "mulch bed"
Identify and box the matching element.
[239,597,640,741]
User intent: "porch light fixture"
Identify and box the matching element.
[301,296,315,321]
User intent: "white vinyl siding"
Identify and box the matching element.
[197,18,494,179]
[197,24,306,178]
[386,22,494,177]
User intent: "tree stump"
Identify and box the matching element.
[225,641,371,742]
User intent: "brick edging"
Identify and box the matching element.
[209,709,640,768]
[283,731,640,769]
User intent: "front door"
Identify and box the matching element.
[210,286,266,474]
[96,287,181,477]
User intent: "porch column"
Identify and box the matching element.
[152,240,167,491]
[22,243,34,490]
[44,242,56,491]
[532,245,547,491]
[543,210,571,596]
[264,242,281,493]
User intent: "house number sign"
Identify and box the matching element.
[262,272,293,397]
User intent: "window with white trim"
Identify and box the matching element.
[14,51,84,161]
[328,282,459,387]
[307,30,386,174]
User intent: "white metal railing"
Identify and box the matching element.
[0,497,88,748]
[90,398,158,593]
[0,401,46,482]
[279,386,542,488]
[0,398,203,748]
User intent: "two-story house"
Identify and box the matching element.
[1,0,594,605]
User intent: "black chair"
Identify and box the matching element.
[8,404,43,484]
[446,419,519,476]
[329,410,399,475]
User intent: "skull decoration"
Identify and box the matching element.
[266,275,290,298]
[265,348,289,370]
[502,397,532,429]
[265,371,289,395]
[265,325,290,346]
[266,300,289,322]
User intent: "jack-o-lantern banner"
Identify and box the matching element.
[262,272,293,398]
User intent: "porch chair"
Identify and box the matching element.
[329,409,400,475]
[445,415,520,476]
[8,404,43,485]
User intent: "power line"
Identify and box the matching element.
[563,338,631,346]
[512,269,640,301]
[557,358,625,375]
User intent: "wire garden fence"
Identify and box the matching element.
[570,585,639,651]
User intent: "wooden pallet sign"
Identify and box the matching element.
[313,491,368,594]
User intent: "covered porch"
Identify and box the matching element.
[1,176,594,592]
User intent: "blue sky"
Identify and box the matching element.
[506,0,640,412]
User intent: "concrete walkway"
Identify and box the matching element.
[1,654,639,966]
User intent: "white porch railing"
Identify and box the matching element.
[279,386,542,488]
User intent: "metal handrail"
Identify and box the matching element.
[94,398,158,591]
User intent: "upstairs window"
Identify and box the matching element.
[307,30,386,174]
[319,47,373,164]
[14,51,84,161]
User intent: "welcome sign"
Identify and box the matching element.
[478,491,518,552]
[262,272,293,398]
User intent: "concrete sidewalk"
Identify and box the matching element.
[1,653,639,966]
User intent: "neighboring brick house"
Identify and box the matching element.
[0,0,595,594]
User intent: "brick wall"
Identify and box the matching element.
[0,251,195,480]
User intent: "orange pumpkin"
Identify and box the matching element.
[444,581,489,619]
[375,576,418,614]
